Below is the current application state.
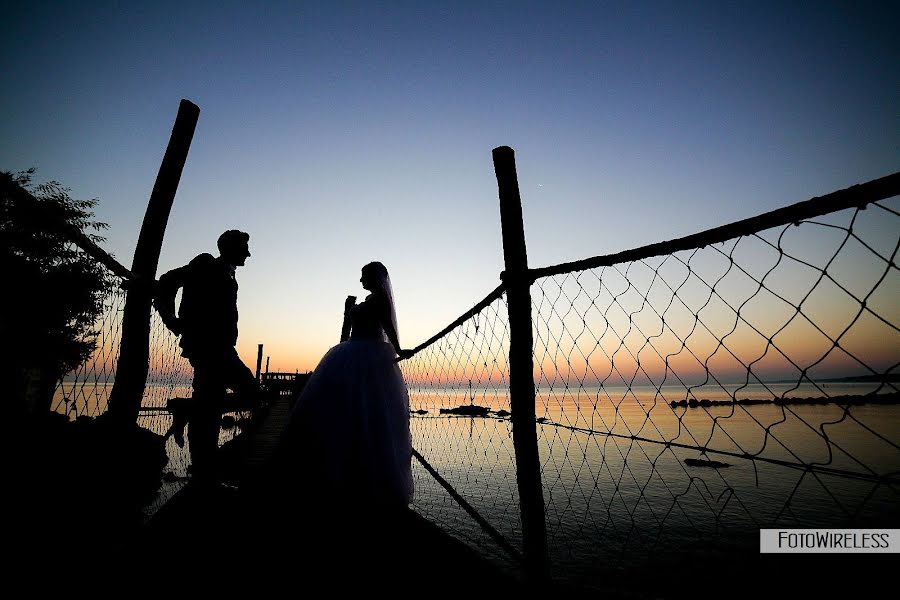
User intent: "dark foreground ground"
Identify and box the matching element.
[126,480,521,595]
[6,404,523,594]
[6,407,895,597]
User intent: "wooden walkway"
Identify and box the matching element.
[122,395,520,593]
[218,393,294,485]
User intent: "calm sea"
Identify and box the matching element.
[407,382,900,584]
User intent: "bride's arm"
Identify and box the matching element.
[381,306,401,353]
[377,295,411,358]
[340,295,356,342]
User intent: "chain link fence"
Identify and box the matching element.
[532,196,898,584]
[400,173,899,589]
[401,287,523,568]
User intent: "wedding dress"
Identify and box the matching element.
[282,274,414,506]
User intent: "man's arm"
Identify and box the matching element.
[154,264,190,335]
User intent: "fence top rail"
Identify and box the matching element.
[405,283,506,359]
[529,170,900,281]
[65,224,134,281]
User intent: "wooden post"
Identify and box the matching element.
[256,344,264,382]
[107,100,200,426]
[492,146,549,581]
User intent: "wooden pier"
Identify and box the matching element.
[120,394,518,592]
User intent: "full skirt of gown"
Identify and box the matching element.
[281,339,414,506]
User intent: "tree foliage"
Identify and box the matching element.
[0,169,113,412]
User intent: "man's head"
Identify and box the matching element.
[217,230,251,267]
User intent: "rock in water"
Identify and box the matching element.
[439,405,490,416]
[684,458,731,468]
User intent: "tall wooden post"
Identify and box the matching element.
[256,344,264,382]
[492,146,549,581]
[107,100,200,426]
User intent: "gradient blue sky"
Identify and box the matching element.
[2,1,898,372]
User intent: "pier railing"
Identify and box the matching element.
[400,152,899,588]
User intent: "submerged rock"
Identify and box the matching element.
[439,405,490,416]
[684,458,731,469]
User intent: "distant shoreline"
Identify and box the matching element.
[768,374,900,384]
[59,373,898,386]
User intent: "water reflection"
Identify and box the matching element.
[409,383,900,584]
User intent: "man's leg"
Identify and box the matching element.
[188,354,226,482]
[223,349,261,411]
[164,408,188,448]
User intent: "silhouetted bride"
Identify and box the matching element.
[281,261,414,506]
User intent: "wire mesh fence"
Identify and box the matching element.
[400,175,899,588]
[533,196,899,584]
[400,288,524,567]
[49,271,195,420]
[50,271,126,419]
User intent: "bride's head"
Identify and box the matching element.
[360,261,388,292]
[360,261,399,338]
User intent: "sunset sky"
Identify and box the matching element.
[2,1,898,374]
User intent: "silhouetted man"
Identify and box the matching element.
[155,229,259,481]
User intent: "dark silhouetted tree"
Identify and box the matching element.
[0,169,112,415]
